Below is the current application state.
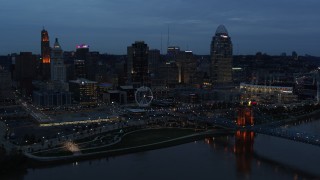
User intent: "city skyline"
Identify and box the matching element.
[1,0,320,56]
[1,1,320,178]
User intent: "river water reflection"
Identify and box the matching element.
[3,120,320,180]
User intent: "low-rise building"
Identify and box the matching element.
[69,78,97,106]
[240,83,297,104]
[102,90,127,104]
[33,91,72,107]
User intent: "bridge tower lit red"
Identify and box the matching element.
[236,106,254,126]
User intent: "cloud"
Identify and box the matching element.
[228,17,244,22]
[1,0,320,55]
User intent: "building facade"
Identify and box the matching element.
[41,28,51,80]
[69,78,97,106]
[74,59,86,79]
[152,62,179,88]
[14,52,38,95]
[176,50,197,84]
[210,25,233,84]
[167,46,180,62]
[148,49,160,78]
[33,91,72,107]
[0,68,13,104]
[51,38,66,82]
[240,83,297,104]
[127,41,149,87]
[75,44,89,61]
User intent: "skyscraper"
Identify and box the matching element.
[51,38,66,82]
[74,60,86,79]
[74,44,89,79]
[86,51,100,81]
[148,49,160,77]
[14,52,37,82]
[167,46,180,62]
[176,50,196,84]
[14,52,37,95]
[75,44,89,60]
[127,41,149,87]
[41,28,51,80]
[210,25,233,84]
[69,79,97,106]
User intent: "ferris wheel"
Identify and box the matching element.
[135,86,153,107]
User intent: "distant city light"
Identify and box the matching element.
[232,67,242,70]
[76,44,89,49]
[39,116,119,127]
[168,47,180,50]
[282,90,293,93]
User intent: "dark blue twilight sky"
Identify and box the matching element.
[0,0,319,56]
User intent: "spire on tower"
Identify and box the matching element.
[53,38,61,49]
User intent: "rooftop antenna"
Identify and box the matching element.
[236,43,239,55]
[161,32,163,55]
[167,25,170,53]
[166,25,170,89]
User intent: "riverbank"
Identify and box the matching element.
[276,108,320,128]
[26,128,233,165]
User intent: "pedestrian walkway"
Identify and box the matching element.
[24,128,232,162]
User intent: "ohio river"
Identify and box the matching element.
[5,121,320,180]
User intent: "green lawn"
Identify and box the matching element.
[82,128,198,153]
[32,128,200,157]
[116,128,196,146]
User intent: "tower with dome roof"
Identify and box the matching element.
[210,25,233,84]
[51,38,66,82]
